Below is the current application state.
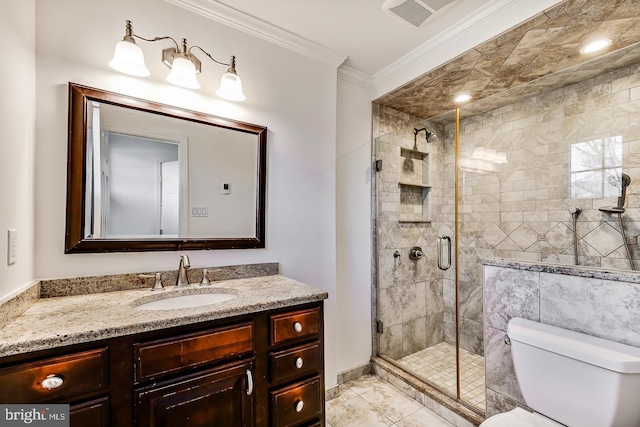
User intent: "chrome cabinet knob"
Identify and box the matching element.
[41,374,64,390]
[295,400,304,413]
[293,322,303,333]
[295,357,304,369]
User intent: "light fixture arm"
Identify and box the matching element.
[188,45,232,67]
[123,20,180,52]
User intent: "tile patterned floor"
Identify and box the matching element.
[326,374,455,427]
[395,342,486,411]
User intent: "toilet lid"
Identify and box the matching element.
[480,408,562,427]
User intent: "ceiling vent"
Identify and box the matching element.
[382,0,455,28]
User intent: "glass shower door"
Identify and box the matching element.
[374,127,458,399]
[374,108,487,414]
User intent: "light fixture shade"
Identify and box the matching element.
[166,55,200,89]
[216,72,246,101]
[109,39,150,77]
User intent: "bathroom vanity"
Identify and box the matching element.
[0,274,327,426]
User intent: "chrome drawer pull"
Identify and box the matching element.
[41,374,64,390]
[245,369,253,395]
[295,357,304,369]
[293,322,303,333]
[295,400,304,413]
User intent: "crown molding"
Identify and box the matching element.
[166,0,347,68]
[372,0,562,98]
[338,66,374,90]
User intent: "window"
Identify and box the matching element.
[570,136,622,199]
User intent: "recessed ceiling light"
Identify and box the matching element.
[454,93,472,103]
[580,39,612,54]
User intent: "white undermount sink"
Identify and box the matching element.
[134,290,237,310]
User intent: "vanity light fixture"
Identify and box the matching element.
[580,38,612,54]
[454,93,472,103]
[109,20,246,101]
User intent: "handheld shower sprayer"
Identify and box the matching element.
[599,173,632,214]
[618,173,631,210]
[598,173,635,270]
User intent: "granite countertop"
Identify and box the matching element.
[0,275,328,358]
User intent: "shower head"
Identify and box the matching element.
[622,173,631,187]
[413,128,437,144]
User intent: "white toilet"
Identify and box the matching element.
[480,317,640,427]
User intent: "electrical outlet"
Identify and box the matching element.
[190,206,209,217]
[7,229,17,265]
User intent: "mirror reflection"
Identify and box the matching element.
[66,83,267,253]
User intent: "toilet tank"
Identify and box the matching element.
[507,318,640,427]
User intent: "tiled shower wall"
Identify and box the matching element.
[374,61,640,361]
[443,61,640,271]
[440,61,640,356]
[373,104,448,360]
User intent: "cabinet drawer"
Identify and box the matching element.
[271,307,320,345]
[135,322,253,382]
[271,376,322,427]
[0,347,108,403]
[270,341,321,384]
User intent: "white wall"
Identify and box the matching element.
[108,135,178,236]
[335,77,374,374]
[34,0,338,386]
[0,0,36,301]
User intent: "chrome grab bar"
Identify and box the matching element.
[437,236,451,270]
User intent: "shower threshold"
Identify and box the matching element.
[372,350,485,426]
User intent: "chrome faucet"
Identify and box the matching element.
[176,254,191,287]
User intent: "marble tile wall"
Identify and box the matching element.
[374,55,640,374]
[442,62,640,274]
[373,104,448,360]
[483,260,640,416]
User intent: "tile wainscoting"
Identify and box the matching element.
[482,259,640,416]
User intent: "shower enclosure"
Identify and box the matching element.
[373,58,640,413]
[373,107,487,413]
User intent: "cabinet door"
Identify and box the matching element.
[70,396,109,427]
[136,360,254,427]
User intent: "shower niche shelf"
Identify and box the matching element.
[398,147,431,223]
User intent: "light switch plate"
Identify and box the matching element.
[7,229,17,265]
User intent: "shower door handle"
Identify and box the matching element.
[437,236,451,270]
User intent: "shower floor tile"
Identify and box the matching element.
[395,342,486,411]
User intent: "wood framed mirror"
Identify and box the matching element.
[66,83,267,253]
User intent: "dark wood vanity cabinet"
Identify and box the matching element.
[0,301,324,427]
[135,359,255,427]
